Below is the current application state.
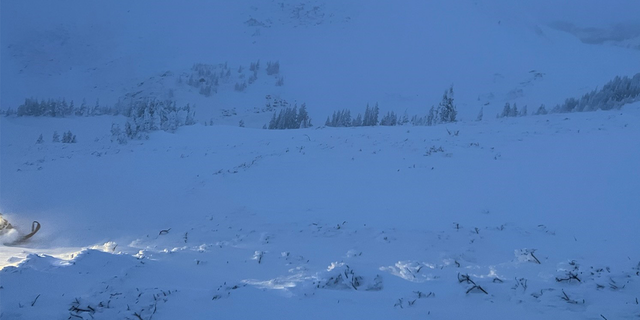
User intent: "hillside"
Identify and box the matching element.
[1,103,640,319]
[1,1,640,319]
[2,0,640,124]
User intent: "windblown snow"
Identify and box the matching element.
[1,1,640,319]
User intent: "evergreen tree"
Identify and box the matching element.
[266,104,312,129]
[510,103,519,117]
[125,121,134,138]
[438,86,457,123]
[52,131,60,143]
[184,104,196,125]
[266,61,280,75]
[69,101,75,116]
[427,106,437,126]
[93,98,100,116]
[77,99,87,116]
[340,109,352,127]
[380,111,398,126]
[500,103,512,118]
[298,103,310,128]
[61,130,76,143]
[372,103,379,126]
[400,110,409,125]
[353,113,363,127]
[269,112,278,129]
[36,134,44,144]
[535,104,548,115]
[363,104,371,126]
[519,105,528,116]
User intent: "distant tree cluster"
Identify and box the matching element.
[379,111,401,126]
[325,87,457,128]
[61,131,77,143]
[4,98,115,117]
[186,62,230,97]
[266,61,280,75]
[438,86,457,123]
[553,73,640,113]
[497,103,528,118]
[412,86,458,126]
[111,98,196,143]
[494,73,639,118]
[36,131,76,144]
[325,103,381,127]
[234,82,248,92]
[262,95,290,113]
[267,103,312,129]
[326,109,353,127]
[185,60,282,97]
[533,105,548,115]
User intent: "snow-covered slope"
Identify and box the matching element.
[2,1,640,319]
[1,103,640,319]
[2,0,640,124]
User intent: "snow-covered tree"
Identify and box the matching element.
[267,104,313,129]
[266,61,280,75]
[353,113,363,127]
[298,103,311,128]
[552,73,640,112]
[534,104,548,115]
[510,103,519,117]
[326,109,354,127]
[499,103,512,118]
[62,130,76,143]
[427,106,437,126]
[400,110,409,125]
[519,105,528,116]
[362,103,380,126]
[110,123,127,144]
[380,111,398,126]
[438,86,457,123]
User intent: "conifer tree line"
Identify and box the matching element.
[325,103,382,127]
[552,73,640,113]
[5,98,116,117]
[496,73,640,118]
[495,103,549,118]
[326,86,457,128]
[496,103,529,118]
[267,103,312,129]
[35,131,77,144]
[110,98,196,143]
[5,72,638,135]
[411,86,457,126]
[186,60,281,97]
